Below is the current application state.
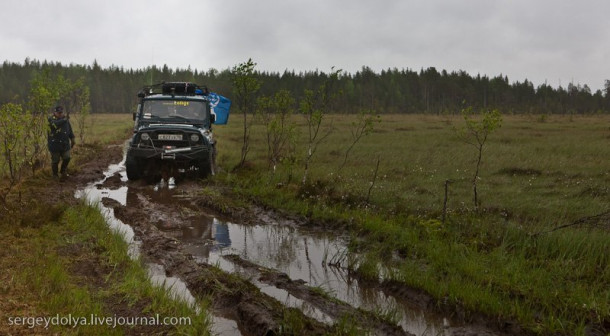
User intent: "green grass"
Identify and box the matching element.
[210,113,610,335]
[79,113,134,145]
[1,113,211,335]
[11,202,211,335]
[3,112,608,335]
[215,114,610,228]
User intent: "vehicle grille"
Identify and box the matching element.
[138,130,203,148]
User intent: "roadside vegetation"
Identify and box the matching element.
[1,201,209,335]
[0,105,211,335]
[209,112,610,335]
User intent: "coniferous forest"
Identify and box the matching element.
[1,58,609,114]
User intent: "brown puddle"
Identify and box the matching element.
[181,216,452,335]
[76,156,496,336]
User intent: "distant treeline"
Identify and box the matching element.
[1,58,609,114]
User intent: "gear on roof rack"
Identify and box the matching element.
[139,82,209,97]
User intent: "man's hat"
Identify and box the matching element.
[54,106,64,113]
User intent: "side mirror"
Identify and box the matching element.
[210,114,216,124]
[132,112,136,121]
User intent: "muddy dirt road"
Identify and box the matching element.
[75,146,514,336]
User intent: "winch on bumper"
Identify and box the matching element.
[128,144,211,161]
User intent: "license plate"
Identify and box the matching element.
[158,134,182,141]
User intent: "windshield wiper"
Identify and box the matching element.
[162,115,189,120]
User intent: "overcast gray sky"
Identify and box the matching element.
[1,0,609,91]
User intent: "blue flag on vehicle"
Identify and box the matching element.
[208,92,231,125]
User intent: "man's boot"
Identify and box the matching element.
[52,163,59,178]
[60,158,70,181]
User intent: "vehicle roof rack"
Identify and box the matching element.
[138,81,209,97]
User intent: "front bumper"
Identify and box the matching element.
[127,144,211,163]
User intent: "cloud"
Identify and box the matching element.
[1,0,608,90]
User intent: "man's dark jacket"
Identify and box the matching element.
[48,116,74,152]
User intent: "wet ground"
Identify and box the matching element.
[75,149,513,336]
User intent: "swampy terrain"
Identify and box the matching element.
[3,114,608,336]
[73,143,515,336]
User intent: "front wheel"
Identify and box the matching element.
[125,154,141,180]
[198,148,216,178]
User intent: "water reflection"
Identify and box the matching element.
[77,157,457,336]
[179,217,451,335]
[76,169,243,336]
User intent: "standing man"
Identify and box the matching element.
[48,106,75,180]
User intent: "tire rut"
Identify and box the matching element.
[107,185,332,335]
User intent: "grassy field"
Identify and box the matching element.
[215,113,610,229]
[5,112,609,229]
[79,113,135,145]
[210,113,610,335]
[2,112,608,335]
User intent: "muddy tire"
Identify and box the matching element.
[210,146,216,175]
[198,149,216,178]
[125,155,141,180]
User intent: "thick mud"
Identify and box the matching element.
[75,148,516,336]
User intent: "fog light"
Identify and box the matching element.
[141,133,150,141]
[190,134,200,142]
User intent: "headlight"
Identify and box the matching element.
[140,133,150,141]
[203,130,213,142]
[190,134,200,142]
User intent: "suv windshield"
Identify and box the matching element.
[142,100,208,122]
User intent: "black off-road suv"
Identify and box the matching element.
[126,82,218,181]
